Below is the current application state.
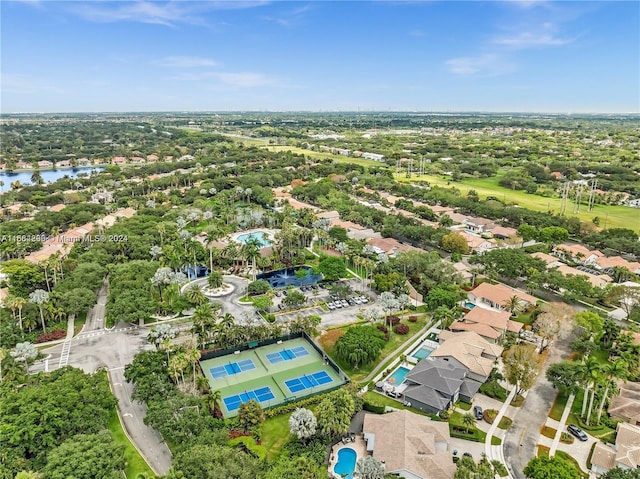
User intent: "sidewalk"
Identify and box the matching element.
[550,393,575,456]
[485,385,517,479]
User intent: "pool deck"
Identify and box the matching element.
[329,436,369,479]
[230,228,279,247]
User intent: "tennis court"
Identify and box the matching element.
[209,359,256,379]
[284,371,333,393]
[199,336,348,417]
[223,387,276,412]
[265,345,310,364]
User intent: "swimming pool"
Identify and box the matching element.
[387,366,410,385]
[236,231,272,247]
[465,301,476,309]
[412,347,434,360]
[334,447,357,479]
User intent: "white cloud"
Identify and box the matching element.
[263,3,314,27]
[445,54,515,76]
[493,31,574,48]
[152,56,219,68]
[67,1,270,27]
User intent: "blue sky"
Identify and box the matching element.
[1,1,638,113]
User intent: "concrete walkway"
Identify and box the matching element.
[485,385,517,479]
[550,393,575,456]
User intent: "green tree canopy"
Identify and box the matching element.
[523,456,581,479]
[335,326,386,369]
[316,257,347,281]
[42,431,125,479]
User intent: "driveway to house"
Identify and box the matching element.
[502,326,577,478]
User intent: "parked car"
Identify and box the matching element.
[473,406,483,420]
[567,424,588,441]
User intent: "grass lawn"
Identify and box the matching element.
[449,411,487,443]
[318,315,429,382]
[108,411,156,479]
[555,451,588,478]
[362,391,440,419]
[456,401,472,411]
[549,392,569,421]
[395,173,639,232]
[541,425,557,440]
[479,380,509,402]
[263,145,387,168]
[510,395,525,407]
[513,310,534,326]
[497,417,513,430]
[261,413,291,462]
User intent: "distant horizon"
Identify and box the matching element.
[2,1,638,114]
[2,109,639,116]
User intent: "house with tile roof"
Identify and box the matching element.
[468,283,537,311]
[591,422,640,474]
[609,381,640,426]
[450,307,522,343]
[362,410,455,479]
[432,330,503,382]
[553,243,603,265]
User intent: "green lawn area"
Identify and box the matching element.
[449,411,487,443]
[318,315,430,382]
[555,451,589,479]
[362,391,440,419]
[513,310,535,326]
[479,380,509,402]
[455,401,472,411]
[497,417,513,430]
[108,411,156,479]
[263,145,386,168]
[549,392,569,421]
[261,413,291,461]
[395,173,639,232]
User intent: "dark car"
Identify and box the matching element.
[473,406,483,420]
[567,424,588,441]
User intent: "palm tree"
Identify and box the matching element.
[596,360,628,424]
[0,347,6,382]
[462,412,476,434]
[185,285,207,306]
[205,390,223,417]
[192,303,216,348]
[582,357,605,425]
[196,375,210,394]
[10,342,38,374]
[503,295,523,317]
[29,289,50,333]
[186,347,201,389]
[219,313,235,329]
[241,237,262,281]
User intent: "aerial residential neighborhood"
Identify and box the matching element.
[1,2,639,479]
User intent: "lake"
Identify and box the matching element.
[0,167,105,186]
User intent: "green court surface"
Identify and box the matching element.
[200,337,347,417]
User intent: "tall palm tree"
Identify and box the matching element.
[196,375,210,394]
[596,360,628,424]
[29,289,50,333]
[186,347,201,389]
[206,390,223,418]
[582,357,605,425]
[241,237,261,281]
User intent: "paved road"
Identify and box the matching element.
[502,326,577,478]
[35,284,174,476]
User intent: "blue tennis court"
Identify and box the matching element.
[284,370,333,393]
[209,359,256,379]
[223,386,276,411]
[265,346,310,364]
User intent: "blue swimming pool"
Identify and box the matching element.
[236,231,272,247]
[387,366,410,385]
[465,302,476,309]
[334,448,357,479]
[412,347,434,360]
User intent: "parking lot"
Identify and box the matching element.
[270,279,380,328]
